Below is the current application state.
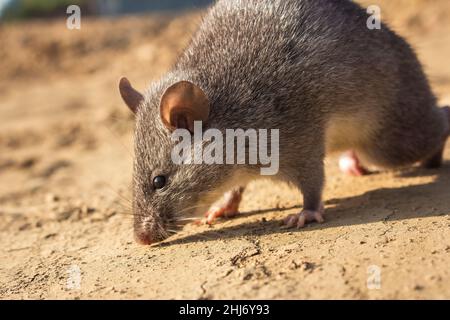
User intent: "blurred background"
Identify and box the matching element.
[0,0,450,299]
[0,0,213,19]
[0,0,215,233]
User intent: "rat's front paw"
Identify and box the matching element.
[283,207,325,229]
[204,187,244,224]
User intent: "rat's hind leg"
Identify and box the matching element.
[339,150,370,176]
[204,186,245,224]
[360,106,449,170]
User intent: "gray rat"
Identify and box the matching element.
[119,0,450,244]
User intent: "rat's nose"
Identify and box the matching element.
[134,231,154,245]
[134,229,166,245]
[133,212,167,245]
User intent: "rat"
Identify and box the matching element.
[119,0,450,244]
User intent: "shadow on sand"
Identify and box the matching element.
[154,161,450,247]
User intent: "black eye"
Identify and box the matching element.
[153,176,166,190]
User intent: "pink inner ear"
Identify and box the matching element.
[172,113,189,131]
[160,81,210,132]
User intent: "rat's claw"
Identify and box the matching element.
[339,150,369,176]
[204,187,244,224]
[283,208,325,229]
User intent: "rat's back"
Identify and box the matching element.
[175,0,443,163]
[178,0,426,120]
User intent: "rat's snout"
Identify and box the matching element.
[133,215,167,245]
[134,230,165,245]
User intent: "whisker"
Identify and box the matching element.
[173,204,207,216]
[116,212,134,216]
[103,123,134,159]
[169,217,200,222]
[101,184,133,215]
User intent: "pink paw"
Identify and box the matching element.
[339,150,369,176]
[204,187,244,224]
[283,205,325,228]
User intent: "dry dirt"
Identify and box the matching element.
[1,1,450,299]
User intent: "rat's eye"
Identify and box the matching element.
[153,176,166,190]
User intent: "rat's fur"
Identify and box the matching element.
[130,0,449,244]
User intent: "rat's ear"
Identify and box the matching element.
[160,81,210,132]
[119,77,144,114]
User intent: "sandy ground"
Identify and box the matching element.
[1,1,450,299]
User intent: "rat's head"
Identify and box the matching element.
[119,77,234,244]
